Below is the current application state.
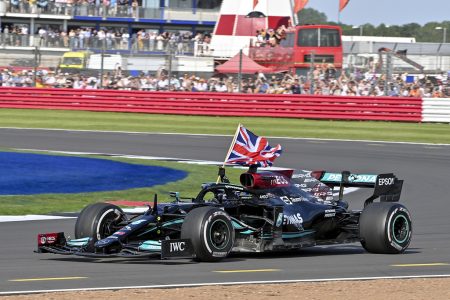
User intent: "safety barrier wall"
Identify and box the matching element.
[0,87,423,122]
[422,98,450,123]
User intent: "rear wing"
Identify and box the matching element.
[314,171,403,206]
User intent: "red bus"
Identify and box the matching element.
[248,25,343,75]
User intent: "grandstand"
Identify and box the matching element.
[0,0,448,74]
[344,39,450,73]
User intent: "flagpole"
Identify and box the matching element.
[216,123,242,183]
[289,0,298,26]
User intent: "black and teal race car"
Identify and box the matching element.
[36,167,412,261]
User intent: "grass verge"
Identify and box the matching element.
[0,109,449,144]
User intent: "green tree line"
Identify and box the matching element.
[297,8,449,43]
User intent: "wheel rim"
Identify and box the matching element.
[100,216,116,237]
[392,214,409,244]
[96,209,124,240]
[209,219,229,250]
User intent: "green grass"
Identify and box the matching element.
[0,154,243,215]
[0,109,449,144]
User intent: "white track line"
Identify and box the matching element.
[2,127,450,146]
[0,215,75,222]
[2,274,450,296]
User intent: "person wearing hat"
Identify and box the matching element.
[194,77,208,92]
[85,77,98,89]
[169,75,181,90]
[214,80,227,92]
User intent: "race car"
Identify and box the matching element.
[36,167,412,262]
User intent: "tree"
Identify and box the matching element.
[295,7,448,42]
[297,8,328,25]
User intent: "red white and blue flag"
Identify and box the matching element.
[225,125,282,167]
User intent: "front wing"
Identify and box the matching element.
[36,232,194,259]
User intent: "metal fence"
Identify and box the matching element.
[1,3,218,22]
[0,33,201,55]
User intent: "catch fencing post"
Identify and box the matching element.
[238,49,243,93]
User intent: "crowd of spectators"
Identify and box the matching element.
[0,25,210,55]
[0,66,448,98]
[308,67,449,97]
[0,21,447,97]
[254,25,290,47]
[7,0,141,18]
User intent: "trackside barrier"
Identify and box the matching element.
[422,98,450,123]
[0,87,423,122]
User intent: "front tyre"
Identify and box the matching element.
[181,206,234,262]
[359,202,412,254]
[75,202,126,242]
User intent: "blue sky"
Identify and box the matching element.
[307,0,449,26]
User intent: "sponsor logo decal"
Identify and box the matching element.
[324,209,336,218]
[290,197,306,203]
[303,178,316,183]
[169,241,186,252]
[322,173,377,183]
[270,176,289,186]
[390,241,403,251]
[225,185,244,191]
[39,234,58,245]
[292,173,310,178]
[378,177,395,186]
[283,213,304,229]
[280,196,292,205]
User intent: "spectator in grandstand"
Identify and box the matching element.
[213,80,228,92]
[193,78,208,92]
[409,85,422,97]
[131,0,138,17]
[255,30,266,47]
[255,78,269,93]
[37,27,47,47]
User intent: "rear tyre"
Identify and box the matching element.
[181,206,234,262]
[359,202,412,254]
[75,202,126,243]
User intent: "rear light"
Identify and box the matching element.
[38,232,65,246]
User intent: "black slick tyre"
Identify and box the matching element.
[359,202,412,254]
[75,202,126,242]
[181,206,234,262]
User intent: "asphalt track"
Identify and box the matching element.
[1,128,450,294]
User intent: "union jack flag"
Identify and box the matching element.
[225,125,282,167]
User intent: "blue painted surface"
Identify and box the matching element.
[0,152,187,195]
[73,16,216,26]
